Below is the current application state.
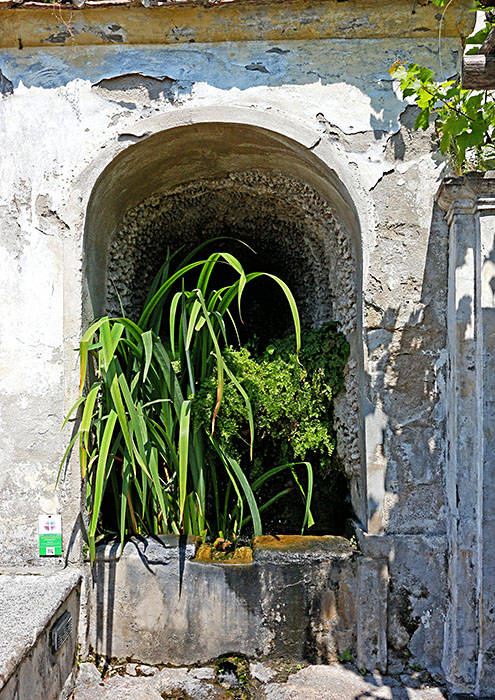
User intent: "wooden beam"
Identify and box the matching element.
[462,54,495,89]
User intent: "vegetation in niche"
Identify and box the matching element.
[194,324,350,534]
[390,0,495,174]
[61,240,349,561]
[214,655,251,698]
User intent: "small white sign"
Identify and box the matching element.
[38,514,62,556]
[39,514,62,534]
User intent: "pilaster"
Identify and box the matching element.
[437,174,495,697]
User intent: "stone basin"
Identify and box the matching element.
[89,535,358,666]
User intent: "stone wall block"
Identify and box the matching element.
[437,175,495,697]
[356,556,388,673]
[0,575,81,700]
[88,537,357,666]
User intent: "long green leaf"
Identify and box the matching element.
[56,431,79,485]
[251,461,314,532]
[60,394,86,431]
[142,330,153,383]
[244,272,301,354]
[178,400,192,525]
[88,410,118,562]
[216,445,262,536]
[195,290,225,435]
[169,291,182,359]
[148,446,169,531]
[221,358,254,459]
[80,383,101,450]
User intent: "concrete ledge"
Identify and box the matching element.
[253,534,354,560]
[0,569,81,699]
[89,536,357,665]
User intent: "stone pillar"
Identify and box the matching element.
[437,174,495,697]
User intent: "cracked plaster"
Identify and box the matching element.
[0,35,457,567]
[0,13,485,694]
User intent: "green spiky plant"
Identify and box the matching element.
[61,243,313,562]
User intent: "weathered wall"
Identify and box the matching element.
[437,176,495,698]
[0,0,475,49]
[0,570,81,699]
[89,536,356,665]
[0,15,480,691]
[0,36,458,567]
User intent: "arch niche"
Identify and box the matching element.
[82,108,367,529]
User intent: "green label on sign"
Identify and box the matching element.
[39,534,62,556]
[38,514,62,556]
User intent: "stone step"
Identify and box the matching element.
[72,662,447,700]
[264,666,446,700]
[0,569,81,700]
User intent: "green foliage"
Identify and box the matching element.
[390,0,495,174]
[433,0,494,11]
[390,61,495,174]
[61,243,315,561]
[338,648,354,664]
[194,323,349,529]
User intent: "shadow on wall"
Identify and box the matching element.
[365,201,449,536]
[360,196,455,678]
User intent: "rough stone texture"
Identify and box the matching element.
[72,667,227,700]
[250,661,275,683]
[77,661,101,685]
[88,536,357,665]
[71,661,447,700]
[357,556,388,674]
[354,528,450,682]
[386,535,448,680]
[364,122,450,537]
[252,534,353,555]
[0,569,81,699]
[436,177,495,698]
[0,6,487,694]
[264,665,446,700]
[107,170,353,331]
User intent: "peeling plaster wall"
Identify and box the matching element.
[0,34,460,682]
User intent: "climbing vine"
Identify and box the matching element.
[390,0,495,174]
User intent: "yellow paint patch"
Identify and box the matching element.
[0,0,475,49]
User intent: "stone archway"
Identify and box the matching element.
[81,110,367,527]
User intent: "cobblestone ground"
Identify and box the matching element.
[70,660,447,699]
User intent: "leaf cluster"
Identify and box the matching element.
[390,61,495,174]
[433,0,495,15]
[194,324,349,484]
[61,242,315,560]
[390,0,495,174]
